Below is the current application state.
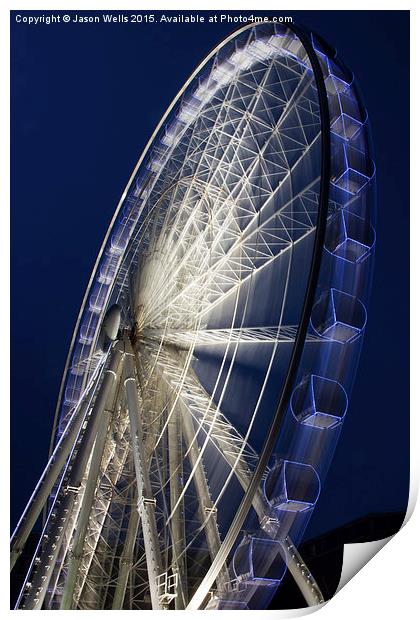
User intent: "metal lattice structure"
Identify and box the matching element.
[11,21,376,610]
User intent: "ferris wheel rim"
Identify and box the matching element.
[53,23,329,606]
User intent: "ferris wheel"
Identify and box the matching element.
[11,20,376,611]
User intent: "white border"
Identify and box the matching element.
[3,2,416,618]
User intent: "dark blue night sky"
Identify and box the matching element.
[11,10,409,538]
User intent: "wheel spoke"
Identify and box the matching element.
[147,325,325,348]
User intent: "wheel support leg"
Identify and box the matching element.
[168,407,187,609]
[123,337,165,610]
[60,350,123,609]
[111,490,140,609]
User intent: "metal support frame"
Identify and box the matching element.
[123,336,165,610]
[168,406,187,609]
[177,398,230,593]
[72,401,130,609]
[60,351,123,609]
[111,490,141,609]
